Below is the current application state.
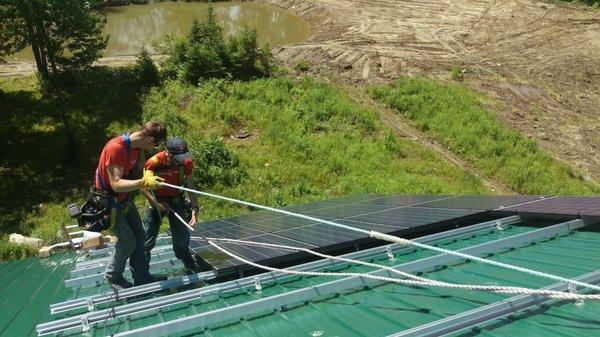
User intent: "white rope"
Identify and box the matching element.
[206,239,600,300]
[159,182,600,292]
[168,209,599,300]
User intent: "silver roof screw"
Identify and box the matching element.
[254,277,262,292]
[568,283,585,307]
[81,316,90,333]
[495,220,506,231]
[386,246,396,261]
[86,298,94,311]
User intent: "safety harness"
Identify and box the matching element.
[73,134,137,232]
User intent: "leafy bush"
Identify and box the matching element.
[187,137,247,188]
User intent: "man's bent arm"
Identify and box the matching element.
[107,165,143,192]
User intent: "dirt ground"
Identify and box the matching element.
[266,0,600,186]
[2,0,599,187]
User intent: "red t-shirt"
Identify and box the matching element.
[145,151,194,198]
[95,135,140,202]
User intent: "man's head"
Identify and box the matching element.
[166,136,191,164]
[139,122,167,150]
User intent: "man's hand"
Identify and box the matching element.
[142,170,164,190]
[188,206,200,227]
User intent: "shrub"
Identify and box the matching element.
[187,137,247,188]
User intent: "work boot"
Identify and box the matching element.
[104,275,133,290]
[182,255,200,275]
[133,274,167,287]
[182,255,196,269]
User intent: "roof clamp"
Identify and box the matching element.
[495,220,506,231]
[568,283,585,307]
[254,277,263,292]
[86,298,95,311]
[386,246,396,261]
[81,316,90,333]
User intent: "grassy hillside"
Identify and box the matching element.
[370,78,598,195]
[142,77,490,220]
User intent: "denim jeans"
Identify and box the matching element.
[143,196,192,263]
[104,196,152,283]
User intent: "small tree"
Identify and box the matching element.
[133,46,160,89]
[0,0,107,78]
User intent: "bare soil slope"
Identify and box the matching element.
[268,0,600,183]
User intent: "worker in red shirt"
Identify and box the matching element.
[141,137,200,273]
[96,122,168,290]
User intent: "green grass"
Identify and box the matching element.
[369,77,598,195]
[0,67,156,259]
[142,77,490,220]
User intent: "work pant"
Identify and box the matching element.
[143,196,192,265]
[104,196,152,283]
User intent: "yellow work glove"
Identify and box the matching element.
[142,170,164,190]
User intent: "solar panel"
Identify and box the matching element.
[502,196,600,216]
[356,195,451,207]
[416,195,546,210]
[346,206,479,227]
[189,195,497,273]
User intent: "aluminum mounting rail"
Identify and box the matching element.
[388,269,600,337]
[110,218,585,337]
[47,216,519,316]
[75,244,174,269]
[71,249,176,277]
[65,258,184,288]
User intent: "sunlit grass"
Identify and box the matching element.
[369,77,598,195]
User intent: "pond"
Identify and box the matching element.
[11,2,309,60]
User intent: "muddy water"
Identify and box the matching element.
[12,2,309,60]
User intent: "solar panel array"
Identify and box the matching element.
[501,196,600,216]
[188,194,600,273]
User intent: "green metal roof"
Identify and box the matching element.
[119,224,598,337]
[4,219,600,336]
[0,252,75,337]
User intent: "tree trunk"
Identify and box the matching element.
[26,21,47,77]
[52,81,79,162]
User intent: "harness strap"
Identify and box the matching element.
[94,134,133,206]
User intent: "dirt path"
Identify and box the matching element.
[267,0,600,185]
